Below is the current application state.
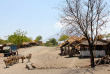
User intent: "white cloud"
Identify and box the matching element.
[54,22,64,29]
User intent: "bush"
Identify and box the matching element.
[46,43,53,46]
[44,38,58,47]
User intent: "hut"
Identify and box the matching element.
[106,39,110,56]
[20,42,31,48]
[6,43,13,46]
[30,41,36,46]
[59,41,69,55]
[60,36,110,57]
[80,40,108,57]
[59,36,79,56]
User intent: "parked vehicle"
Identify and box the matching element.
[3,45,18,57]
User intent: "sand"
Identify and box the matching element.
[0,46,110,74]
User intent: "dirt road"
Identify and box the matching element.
[0,46,110,74]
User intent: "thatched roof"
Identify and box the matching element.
[65,36,85,47]
[59,41,69,48]
[30,41,36,43]
[6,43,13,45]
[21,42,30,45]
[59,36,79,48]
[60,36,109,48]
[80,40,108,46]
[78,37,87,42]
[67,36,79,44]
[59,36,94,48]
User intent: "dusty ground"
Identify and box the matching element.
[0,46,110,74]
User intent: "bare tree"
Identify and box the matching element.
[60,0,109,67]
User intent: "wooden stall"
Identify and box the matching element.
[59,36,80,57]
[30,41,36,46]
[20,42,32,48]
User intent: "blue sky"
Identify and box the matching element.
[0,0,110,40]
[0,0,63,40]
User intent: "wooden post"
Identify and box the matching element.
[68,46,70,55]
[65,47,67,55]
[61,47,64,55]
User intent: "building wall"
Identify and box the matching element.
[80,50,105,57]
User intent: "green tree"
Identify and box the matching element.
[46,38,58,46]
[23,36,32,42]
[7,29,27,47]
[35,36,42,42]
[59,35,69,41]
[102,33,110,39]
[0,39,6,44]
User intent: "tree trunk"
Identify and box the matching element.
[89,44,95,68]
